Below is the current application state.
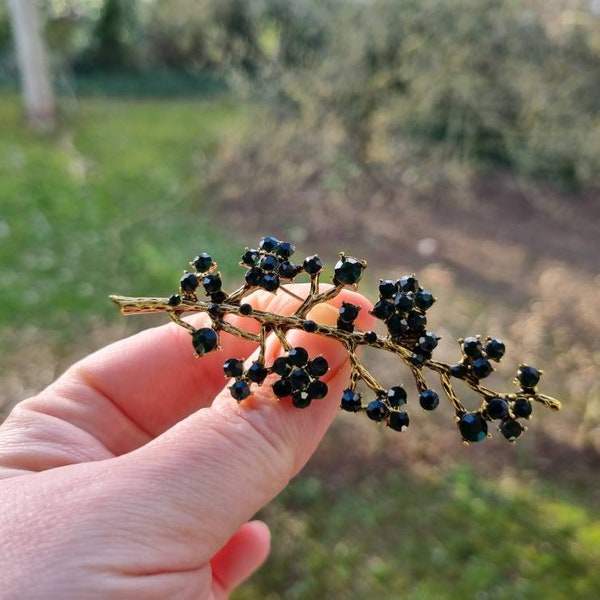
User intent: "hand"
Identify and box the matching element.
[0,285,373,599]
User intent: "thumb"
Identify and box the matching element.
[111,293,374,571]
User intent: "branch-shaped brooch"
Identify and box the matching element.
[110,236,562,444]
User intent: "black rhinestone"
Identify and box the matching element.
[292,390,312,408]
[363,331,378,343]
[193,252,214,272]
[485,397,509,420]
[260,254,279,272]
[258,236,280,253]
[289,368,310,390]
[394,292,414,313]
[339,302,361,323]
[449,363,468,378]
[207,303,224,317]
[191,327,218,355]
[517,365,541,389]
[414,289,435,311]
[458,412,488,442]
[307,380,328,400]
[261,272,280,292]
[513,397,533,418]
[275,241,295,258]
[246,361,268,384]
[378,279,398,299]
[303,320,318,333]
[288,347,309,367]
[340,389,362,412]
[472,357,493,379]
[485,338,506,361]
[230,380,250,401]
[337,318,355,332]
[223,358,244,378]
[273,378,292,398]
[272,356,291,377]
[418,332,439,353]
[308,356,329,377]
[371,299,394,320]
[499,418,524,441]
[410,351,428,366]
[386,314,409,336]
[388,411,410,431]
[245,267,262,287]
[203,273,222,294]
[168,294,181,306]
[387,386,407,407]
[366,399,389,422]
[239,303,253,316]
[333,256,364,285]
[419,389,439,411]
[279,261,299,280]
[407,311,427,332]
[303,254,323,275]
[399,274,419,293]
[180,272,199,293]
[241,248,260,267]
[462,337,483,359]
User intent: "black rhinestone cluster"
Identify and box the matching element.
[450,336,506,381]
[178,251,228,304]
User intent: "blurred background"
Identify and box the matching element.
[1,0,599,597]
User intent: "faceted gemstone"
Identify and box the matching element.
[302,320,318,333]
[485,397,509,420]
[471,357,493,379]
[260,254,279,272]
[193,252,214,272]
[303,255,324,275]
[363,331,378,343]
[279,261,299,280]
[410,352,428,366]
[168,294,181,306]
[239,303,253,316]
[407,311,427,332]
[394,292,415,312]
[485,338,506,361]
[207,303,224,317]
[499,418,524,441]
[386,314,409,336]
[414,290,435,311]
[244,267,262,287]
[334,256,364,285]
[259,236,280,252]
[260,272,280,292]
[275,241,295,258]
[387,411,410,431]
[418,332,439,353]
[180,272,199,293]
[387,386,407,407]
[517,365,541,389]
[419,389,439,411]
[366,399,389,422]
[289,368,310,390]
[272,378,292,398]
[399,274,419,293]
[192,327,218,355]
[458,412,488,442]
[307,380,328,400]
[202,273,222,294]
[340,389,362,412]
[246,361,268,384]
[371,299,394,320]
[449,363,468,378]
[378,279,398,298]
[513,397,533,418]
[292,390,312,408]
[338,302,361,323]
[271,356,291,377]
[462,336,483,358]
[288,346,309,367]
[230,380,250,401]
[308,356,329,377]
[223,358,244,378]
[241,249,260,267]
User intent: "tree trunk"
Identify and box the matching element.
[8,0,56,129]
